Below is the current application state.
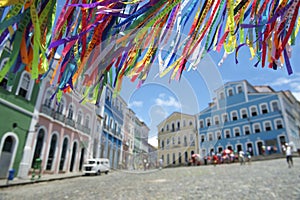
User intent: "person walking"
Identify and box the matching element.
[285,144,293,168]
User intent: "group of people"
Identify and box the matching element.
[205,149,253,166]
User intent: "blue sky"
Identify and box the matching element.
[121,35,300,147]
[54,1,300,147]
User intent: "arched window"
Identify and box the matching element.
[184,136,187,146]
[254,123,261,133]
[220,92,225,99]
[228,88,233,96]
[250,106,258,116]
[271,101,280,111]
[275,119,283,129]
[77,111,82,125]
[260,104,268,114]
[67,105,74,119]
[44,90,53,108]
[161,140,164,150]
[85,115,90,128]
[206,118,211,126]
[208,133,213,141]
[216,131,221,140]
[166,124,169,131]
[225,130,230,138]
[264,121,272,131]
[199,120,204,128]
[56,99,65,114]
[178,136,181,144]
[234,128,240,137]
[244,126,250,135]
[17,72,33,100]
[177,121,180,130]
[231,111,238,121]
[237,86,243,93]
[214,116,220,125]
[241,109,248,119]
[201,135,205,142]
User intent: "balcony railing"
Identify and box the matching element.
[65,118,75,127]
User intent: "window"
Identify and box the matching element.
[110,119,113,130]
[234,128,240,137]
[189,121,193,126]
[220,92,225,100]
[17,72,33,100]
[0,58,9,91]
[264,121,272,131]
[177,121,180,130]
[275,119,283,129]
[161,140,164,149]
[172,137,175,145]
[161,128,164,132]
[167,139,170,148]
[254,123,261,133]
[201,135,205,142]
[225,130,230,138]
[106,90,111,101]
[190,134,195,146]
[228,88,233,96]
[56,99,65,114]
[271,101,280,111]
[241,109,248,119]
[261,104,268,114]
[206,118,211,126]
[44,90,53,108]
[85,116,90,128]
[178,136,181,145]
[166,124,169,131]
[237,86,243,93]
[183,120,186,127]
[231,111,238,121]
[172,123,175,132]
[208,133,213,141]
[214,116,220,125]
[167,154,169,165]
[67,105,74,119]
[173,153,176,164]
[199,120,204,128]
[244,126,250,135]
[222,113,228,123]
[251,106,258,116]
[184,136,187,146]
[77,111,82,125]
[216,131,221,140]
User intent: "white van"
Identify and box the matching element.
[83,158,110,175]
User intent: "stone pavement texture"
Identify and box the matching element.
[0,158,299,200]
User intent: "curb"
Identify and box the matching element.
[0,174,83,189]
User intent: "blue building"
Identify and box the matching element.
[198,80,300,157]
[98,84,127,169]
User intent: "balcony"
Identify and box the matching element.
[41,104,54,116]
[53,112,65,123]
[82,126,91,134]
[65,118,75,127]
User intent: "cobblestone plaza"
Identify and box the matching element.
[1,158,299,200]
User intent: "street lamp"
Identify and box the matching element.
[12,123,40,132]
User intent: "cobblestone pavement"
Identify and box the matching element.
[0,158,299,200]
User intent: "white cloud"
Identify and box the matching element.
[291,92,300,101]
[155,96,181,109]
[148,136,158,147]
[128,100,143,108]
[270,77,293,86]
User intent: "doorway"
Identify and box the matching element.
[69,142,77,172]
[0,136,17,178]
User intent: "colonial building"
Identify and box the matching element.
[122,108,136,170]
[0,42,40,178]
[157,112,198,167]
[27,55,94,177]
[99,84,127,169]
[198,80,300,157]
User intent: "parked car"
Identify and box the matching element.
[83,158,110,175]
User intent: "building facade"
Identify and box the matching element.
[99,85,127,169]
[24,56,95,177]
[122,108,136,170]
[198,80,300,157]
[0,43,40,178]
[157,112,198,167]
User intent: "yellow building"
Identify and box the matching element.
[157,112,198,167]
